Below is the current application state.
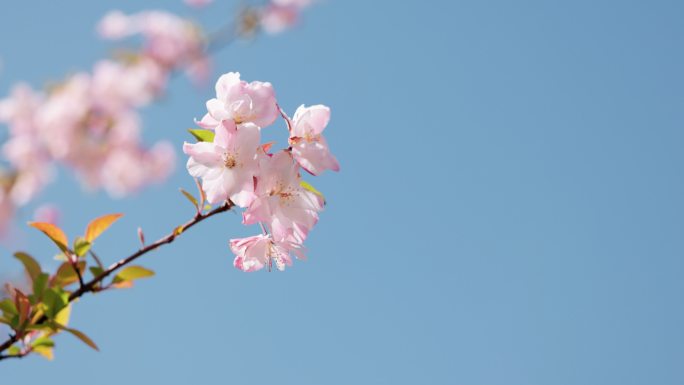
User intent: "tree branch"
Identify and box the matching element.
[0,201,233,360]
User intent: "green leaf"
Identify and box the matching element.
[13,252,42,282]
[32,273,50,301]
[300,180,325,202]
[30,336,55,349]
[51,261,85,288]
[27,222,68,252]
[73,237,91,258]
[6,346,20,356]
[113,266,155,284]
[55,303,71,327]
[0,299,17,316]
[62,327,99,351]
[33,345,54,360]
[188,129,215,142]
[42,288,69,320]
[85,213,123,243]
[179,188,199,210]
[89,266,104,279]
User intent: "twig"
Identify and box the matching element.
[0,201,233,360]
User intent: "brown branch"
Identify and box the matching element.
[70,258,85,289]
[0,349,31,361]
[0,201,233,360]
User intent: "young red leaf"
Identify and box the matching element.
[137,227,146,247]
[14,289,30,327]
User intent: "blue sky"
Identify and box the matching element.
[1,1,684,384]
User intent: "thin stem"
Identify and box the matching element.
[70,256,85,289]
[89,250,105,270]
[0,201,233,360]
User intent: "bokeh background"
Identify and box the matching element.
[1,1,684,384]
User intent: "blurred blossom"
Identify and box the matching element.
[32,204,60,225]
[0,189,14,234]
[0,9,200,226]
[98,10,208,83]
[184,0,213,8]
[259,0,313,34]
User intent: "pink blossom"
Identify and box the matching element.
[97,11,134,40]
[243,151,323,244]
[97,10,207,79]
[32,204,60,225]
[100,142,175,197]
[183,120,261,206]
[91,59,166,110]
[288,104,339,175]
[259,0,312,34]
[184,0,213,8]
[0,84,53,205]
[202,72,279,128]
[28,71,174,198]
[0,84,43,136]
[0,190,14,234]
[230,234,305,272]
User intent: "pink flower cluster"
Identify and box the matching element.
[0,66,176,202]
[0,10,211,231]
[98,10,210,83]
[184,72,338,271]
[259,0,313,34]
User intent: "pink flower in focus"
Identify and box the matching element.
[288,104,339,175]
[201,72,279,128]
[183,120,261,206]
[243,151,323,244]
[230,234,305,272]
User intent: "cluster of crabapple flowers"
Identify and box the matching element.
[0,10,209,232]
[184,72,338,271]
[97,10,210,83]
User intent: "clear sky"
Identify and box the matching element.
[1,1,684,384]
